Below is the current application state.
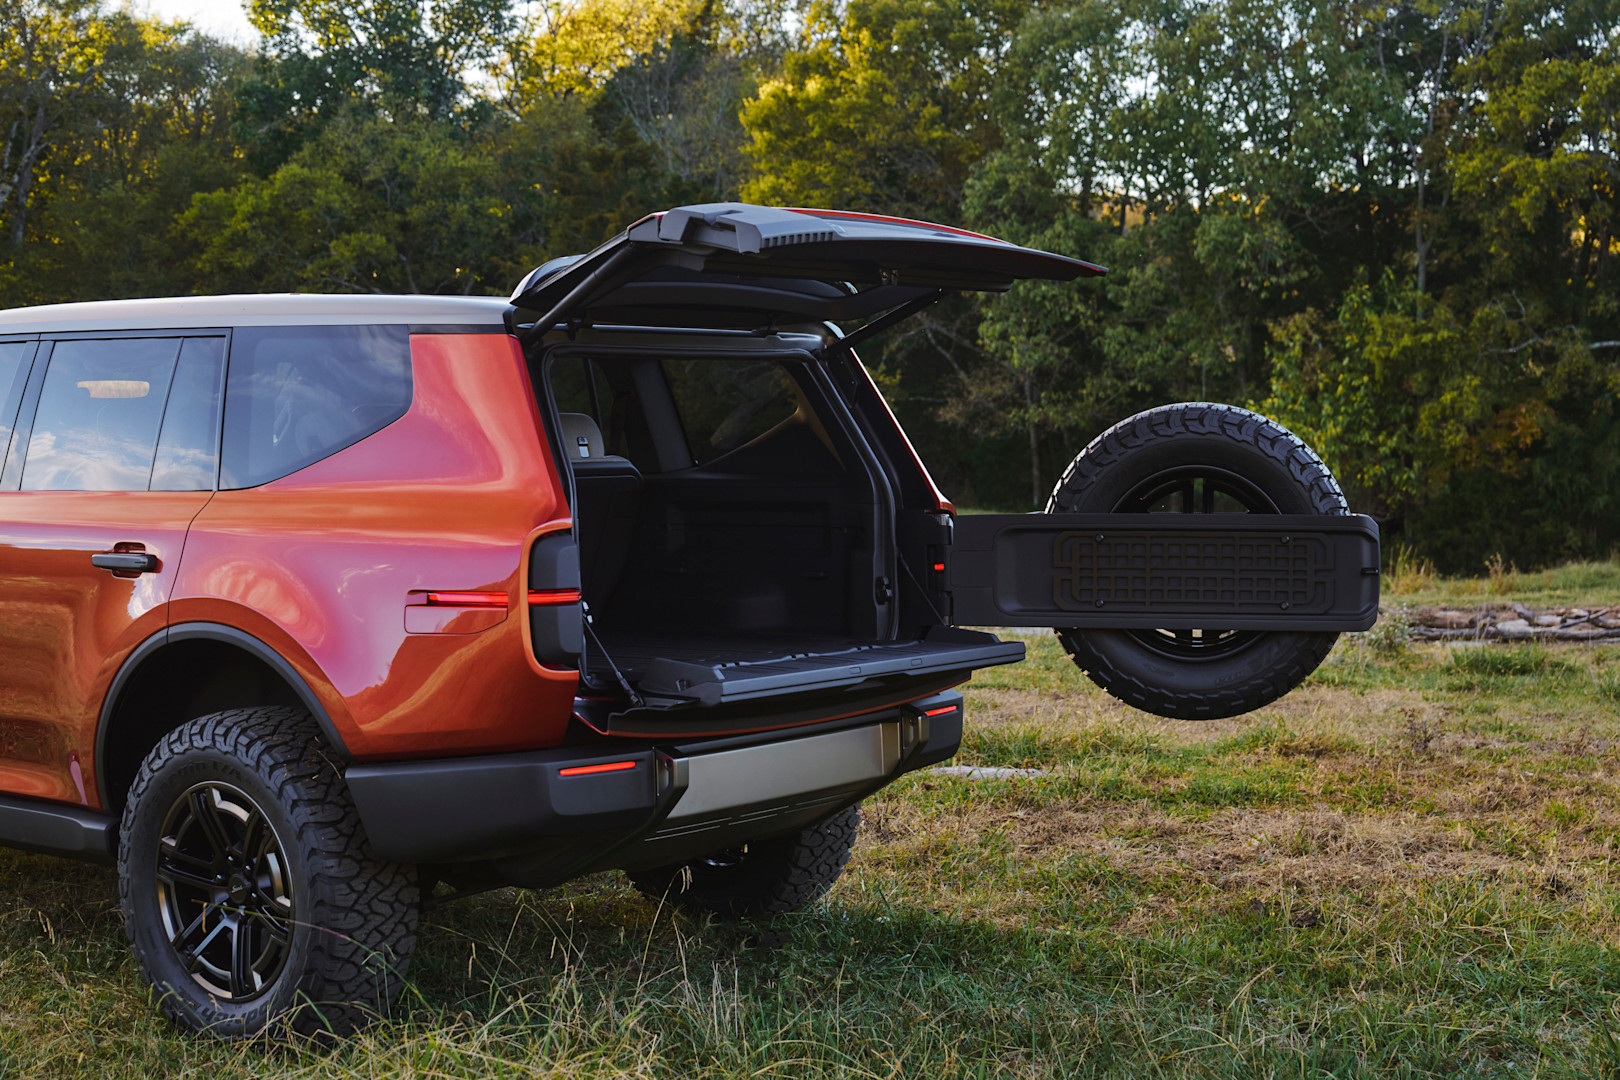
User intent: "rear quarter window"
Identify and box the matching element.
[150,336,226,491]
[220,325,412,489]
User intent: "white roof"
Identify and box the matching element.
[0,293,511,334]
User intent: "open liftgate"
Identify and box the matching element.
[948,513,1381,632]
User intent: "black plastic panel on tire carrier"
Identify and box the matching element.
[949,512,1380,631]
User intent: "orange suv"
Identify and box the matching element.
[0,204,1378,1037]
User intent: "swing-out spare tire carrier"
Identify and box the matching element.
[945,512,1380,633]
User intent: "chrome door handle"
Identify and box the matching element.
[91,552,159,573]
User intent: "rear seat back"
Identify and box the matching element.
[557,413,643,601]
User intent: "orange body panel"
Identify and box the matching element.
[169,333,577,761]
[0,490,210,807]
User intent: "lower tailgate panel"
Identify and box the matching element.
[583,627,1024,736]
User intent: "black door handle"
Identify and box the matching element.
[91,552,159,573]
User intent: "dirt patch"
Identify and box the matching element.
[864,787,1620,932]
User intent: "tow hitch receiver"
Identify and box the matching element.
[949,513,1380,631]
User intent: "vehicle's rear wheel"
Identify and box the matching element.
[1048,402,1347,720]
[118,707,419,1039]
[628,805,860,918]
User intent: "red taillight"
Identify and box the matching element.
[528,589,583,605]
[932,562,945,572]
[924,705,957,716]
[558,760,638,777]
[782,207,1002,241]
[424,591,509,608]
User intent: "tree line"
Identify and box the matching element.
[2,0,1615,570]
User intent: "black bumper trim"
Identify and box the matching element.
[347,745,678,864]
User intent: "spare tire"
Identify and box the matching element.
[1047,402,1347,720]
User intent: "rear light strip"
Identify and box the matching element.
[419,589,585,608]
[783,207,1001,241]
[529,589,583,605]
[424,591,508,608]
[924,705,958,716]
[558,760,638,777]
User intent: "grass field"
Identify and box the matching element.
[3,572,1620,1076]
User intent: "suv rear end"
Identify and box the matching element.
[0,202,1377,1038]
[345,323,1024,890]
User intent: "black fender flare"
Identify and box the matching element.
[95,622,349,809]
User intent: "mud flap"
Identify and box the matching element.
[948,512,1380,631]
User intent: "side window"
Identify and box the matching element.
[548,356,606,429]
[220,325,412,489]
[0,342,33,473]
[21,337,181,491]
[660,358,800,466]
[150,336,226,491]
[545,355,660,470]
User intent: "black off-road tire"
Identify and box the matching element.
[1048,402,1347,720]
[628,806,860,918]
[118,707,419,1039]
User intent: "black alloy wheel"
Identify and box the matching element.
[1110,464,1278,662]
[154,781,295,1001]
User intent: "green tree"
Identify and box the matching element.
[0,0,106,251]
[1,4,249,306]
[248,0,513,117]
[181,110,508,294]
[741,0,1023,220]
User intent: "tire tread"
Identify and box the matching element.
[118,706,418,1038]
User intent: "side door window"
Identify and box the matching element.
[20,337,182,491]
[0,341,34,475]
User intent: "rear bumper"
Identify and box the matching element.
[345,691,963,870]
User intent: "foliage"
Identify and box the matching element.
[740,0,1019,220]
[248,0,514,117]
[509,0,704,98]
[1358,604,1414,656]
[1,0,1617,564]
[180,109,509,294]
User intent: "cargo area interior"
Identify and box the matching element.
[539,345,1019,713]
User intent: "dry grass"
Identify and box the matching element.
[1385,554,1620,609]
[1385,545,1439,594]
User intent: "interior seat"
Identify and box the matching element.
[557,412,643,603]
